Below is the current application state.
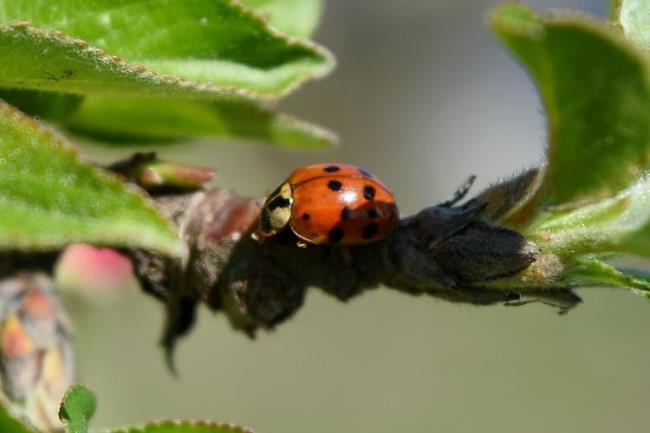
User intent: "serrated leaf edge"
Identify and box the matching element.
[0,0,335,101]
[108,419,255,433]
[271,110,339,148]
[228,0,336,95]
[0,100,185,257]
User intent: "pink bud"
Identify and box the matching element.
[56,244,136,303]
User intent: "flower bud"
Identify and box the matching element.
[56,244,135,304]
[109,152,216,192]
[0,273,75,432]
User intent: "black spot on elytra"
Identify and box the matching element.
[362,223,379,240]
[359,168,373,177]
[367,208,379,219]
[363,185,376,200]
[328,180,343,191]
[268,195,291,210]
[302,213,310,221]
[341,207,352,220]
[324,165,340,173]
[328,227,344,243]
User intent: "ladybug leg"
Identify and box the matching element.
[296,239,309,248]
[339,247,352,266]
[332,245,352,266]
[440,175,477,208]
[504,289,582,315]
[251,230,265,243]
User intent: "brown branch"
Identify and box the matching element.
[0,154,580,371]
[123,168,580,366]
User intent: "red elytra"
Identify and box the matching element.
[255,163,399,245]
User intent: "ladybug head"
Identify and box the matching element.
[254,182,293,241]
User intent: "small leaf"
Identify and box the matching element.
[241,0,323,37]
[110,420,253,433]
[561,256,650,298]
[0,100,183,256]
[491,5,650,210]
[0,1,333,99]
[64,96,337,149]
[58,385,96,433]
[526,176,650,258]
[615,0,650,48]
[562,256,650,291]
[612,267,650,298]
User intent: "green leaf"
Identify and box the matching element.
[611,267,650,298]
[58,385,97,433]
[491,5,650,209]
[0,89,83,122]
[0,1,333,99]
[0,88,335,149]
[110,421,254,433]
[0,400,36,433]
[64,96,337,149]
[526,176,650,258]
[562,256,650,293]
[0,100,183,255]
[615,0,650,48]
[241,0,323,37]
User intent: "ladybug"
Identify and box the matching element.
[254,163,399,246]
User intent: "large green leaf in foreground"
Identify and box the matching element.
[487,5,650,292]
[0,100,183,255]
[491,5,650,209]
[0,0,333,99]
[241,0,323,37]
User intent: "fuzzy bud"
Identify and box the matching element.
[109,152,216,192]
[0,273,74,432]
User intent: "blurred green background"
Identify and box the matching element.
[72,1,650,432]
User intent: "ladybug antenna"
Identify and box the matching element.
[440,175,477,207]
